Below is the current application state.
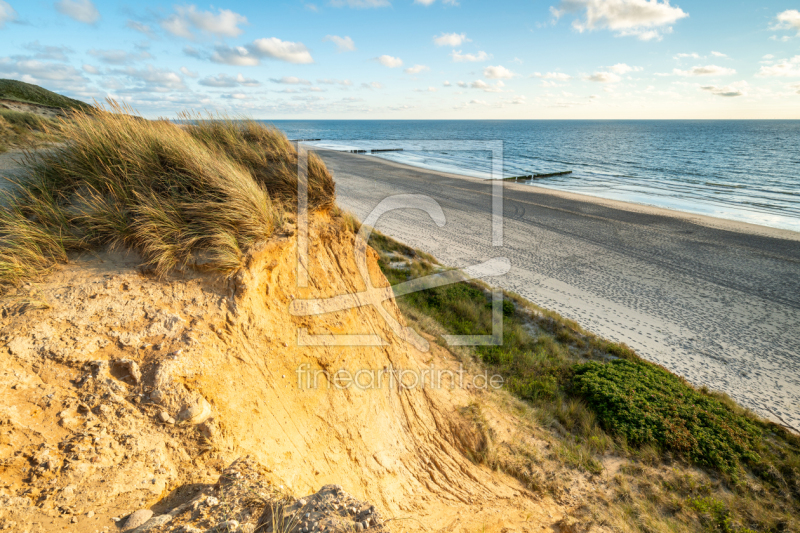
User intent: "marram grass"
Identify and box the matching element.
[0,101,335,287]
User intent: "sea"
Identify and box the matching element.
[267,120,800,232]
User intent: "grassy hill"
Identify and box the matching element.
[0,78,92,111]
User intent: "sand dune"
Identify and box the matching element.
[321,149,800,432]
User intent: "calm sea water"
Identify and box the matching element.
[267,120,800,232]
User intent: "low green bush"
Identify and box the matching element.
[573,360,762,475]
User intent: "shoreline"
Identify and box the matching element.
[320,148,800,430]
[317,149,800,242]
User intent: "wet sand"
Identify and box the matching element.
[319,149,800,432]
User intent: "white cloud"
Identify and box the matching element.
[457,81,467,87]
[483,65,515,79]
[82,64,98,74]
[700,81,748,97]
[443,80,451,86]
[607,63,641,74]
[405,64,429,74]
[774,9,800,35]
[450,50,491,62]
[586,71,621,82]
[0,0,17,28]
[757,56,800,77]
[376,55,403,67]
[251,37,314,63]
[55,0,100,24]
[0,57,89,91]
[673,65,735,76]
[433,32,469,46]
[23,42,73,61]
[222,93,247,99]
[126,20,155,38]
[270,76,312,85]
[88,48,151,65]
[469,99,488,105]
[211,38,313,65]
[534,71,572,80]
[763,54,775,60]
[180,66,198,78]
[323,35,356,52]
[710,51,727,58]
[199,73,260,87]
[511,95,526,104]
[210,45,258,66]
[111,65,188,92]
[556,0,688,40]
[361,81,383,89]
[470,79,505,92]
[674,52,700,59]
[330,0,390,7]
[161,5,247,39]
[317,78,352,85]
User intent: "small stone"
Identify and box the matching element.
[115,359,141,384]
[198,419,217,438]
[87,511,95,518]
[362,519,370,528]
[354,523,364,532]
[205,496,219,507]
[149,390,164,403]
[123,509,153,530]
[71,516,78,523]
[156,411,174,424]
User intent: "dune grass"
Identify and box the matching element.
[367,229,800,532]
[0,102,335,288]
[0,109,62,153]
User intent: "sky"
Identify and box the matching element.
[1,0,800,119]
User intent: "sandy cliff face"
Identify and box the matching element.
[0,217,559,532]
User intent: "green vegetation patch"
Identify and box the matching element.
[573,359,761,474]
[0,79,92,111]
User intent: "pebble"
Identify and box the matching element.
[123,509,153,530]
[87,511,95,518]
[149,390,164,403]
[204,496,220,507]
[116,359,142,384]
[156,411,174,424]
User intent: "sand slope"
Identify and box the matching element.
[0,217,572,532]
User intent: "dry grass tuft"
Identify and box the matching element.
[0,101,336,289]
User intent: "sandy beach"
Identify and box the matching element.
[319,149,800,432]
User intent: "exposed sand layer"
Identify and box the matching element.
[320,150,800,432]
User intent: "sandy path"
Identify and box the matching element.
[319,150,800,432]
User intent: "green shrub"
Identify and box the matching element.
[573,359,761,474]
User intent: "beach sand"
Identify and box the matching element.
[319,149,800,432]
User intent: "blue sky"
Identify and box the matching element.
[1,0,799,118]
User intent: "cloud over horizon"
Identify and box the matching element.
[553,0,688,41]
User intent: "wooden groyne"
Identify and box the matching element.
[503,171,572,181]
[288,138,322,142]
[371,148,404,153]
